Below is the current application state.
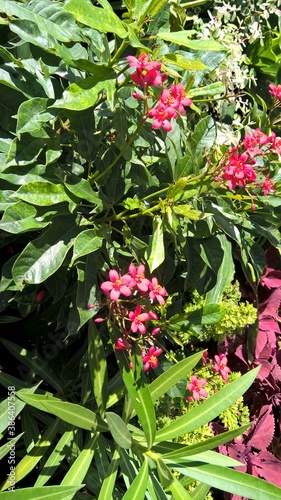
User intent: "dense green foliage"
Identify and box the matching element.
[0,0,281,499]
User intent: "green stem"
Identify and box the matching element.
[94,118,146,182]
[110,39,128,66]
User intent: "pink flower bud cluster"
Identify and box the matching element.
[126,53,192,131]
[215,127,278,195]
[98,264,167,371]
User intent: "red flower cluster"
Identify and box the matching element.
[215,126,278,195]
[126,53,192,131]
[98,264,167,371]
[269,83,281,101]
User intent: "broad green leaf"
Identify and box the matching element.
[155,367,260,442]
[64,0,128,38]
[0,0,80,42]
[191,115,216,160]
[88,321,108,417]
[188,82,226,98]
[72,230,103,264]
[145,216,165,272]
[16,98,53,136]
[0,339,63,393]
[12,181,70,206]
[122,456,149,500]
[63,174,102,205]
[51,76,116,111]
[34,429,76,486]
[113,331,156,449]
[0,201,49,234]
[61,434,98,486]
[0,485,83,500]
[12,215,81,285]
[158,32,225,51]
[16,392,108,433]
[170,304,225,329]
[176,462,281,500]
[106,412,132,449]
[0,418,60,491]
[164,54,207,71]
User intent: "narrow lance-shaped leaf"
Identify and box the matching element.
[16,391,108,433]
[106,412,132,449]
[88,320,108,417]
[60,434,98,488]
[0,485,84,500]
[177,462,281,500]
[145,216,165,272]
[122,456,149,500]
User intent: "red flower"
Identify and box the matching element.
[187,375,208,400]
[128,263,150,292]
[126,53,164,88]
[126,53,162,72]
[170,83,192,114]
[222,153,256,189]
[148,103,177,131]
[148,277,167,305]
[269,83,281,100]
[100,269,132,301]
[259,174,275,196]
[142,345,163,371]
[128,305,150,334]
[243,128,272,156]
[213,354,231,382]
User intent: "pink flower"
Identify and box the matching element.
[148,277,167,305]
[142,345,163,371]
[148,102,177,131]
[259,174,275,196]
[128,263,150,292]
[170,83,192,114]
[126,53,162,72]
[269,83,281,100]
[213,354,231,382]
[243,129,272,156]
[115,337,132,351]
[271,135,281,155]
[222,153,256,190]
[100,269,132,301]
[131,68,164,88]
[128,305,150,334]
[187,375,208,400]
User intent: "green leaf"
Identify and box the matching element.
[12,181,70,206]
[88,321,108,417]
[63,174,102,205]
[16,98,53,136]
[60,434,98,486]
[50,75,116,111]
[170,304,225,330]
[173,205,202,220]
[169,477,194,500]
[0,0,80,42]
[0,432,24,461]
[205,235,235,304]
[0,201,49,234]
[97,448,120,500]
[34,429,76,486]
[158,32,225,51]
[156,458,174,488]
[145,216,165,272]
[164,53,207,71]
[0,339,63,393]
[138,0,170,24]
[0,418,60,491]
[122,456,149,500]
[177,462,281,500]
[113,333,156,449]
[64,0,128,38]
[155,366,260,442]
[16,392,108,433]
[0,485,84,499]
[188,82,226,98]
[71,230,103,264]
[12,215,81,285]
[166,449,242,467]
[106,412,132,449]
